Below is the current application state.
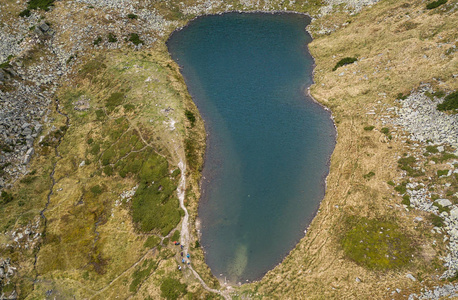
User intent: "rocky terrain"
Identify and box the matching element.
[0,0,457,299]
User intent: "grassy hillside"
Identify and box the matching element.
[0,0,456,298]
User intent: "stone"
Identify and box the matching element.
[23,148,34,164]
[450,208,458,219]
[39,23,50,33]
[436,199,452,207]
[406,274,416,281]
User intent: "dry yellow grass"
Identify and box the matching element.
[249,0,457,298]
[1,0,457,298]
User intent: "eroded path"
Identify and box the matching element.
[177,161,231,300]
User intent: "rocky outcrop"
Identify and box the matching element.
[393,89,458,150]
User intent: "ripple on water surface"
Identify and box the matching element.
[167,12,336,284]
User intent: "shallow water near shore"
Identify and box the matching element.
[168,12,336,284]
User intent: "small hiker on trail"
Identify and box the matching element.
[178,266,182,270]
[180,245,183,249]
[181,252,183,256]
[182,259,185,263]
[186,253,190,258]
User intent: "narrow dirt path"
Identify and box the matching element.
[31,98,69,291]
[176,161,231,300]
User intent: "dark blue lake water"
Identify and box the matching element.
[167,12,336,284]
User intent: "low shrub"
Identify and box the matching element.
[397,92,409,100]
[333,57,357,71]
[130,260,155,293]
[123,104,135,111]
[143,235,160,248]
[394,181,408,194]
[160,277,187,300]
[171,230,180,242]
[437,91,458,112]
[426,0,447,9]
[426,145,439,153]
[127,13,138,19]
[402,194,411,206]
[19,9,31,17]
[437,169,449,177]
[363,171,375,180]
[90,185,103,195]
[107,33,117,43]
[1,191,13,203]
[128,33,144,46]
[398,156,424,177]
[105,92,124,111]
[185,110,196,127]
[28,0,55,10]
[430,214,444,227]
[93,36,102,46]
[363,125,375,131]
[341,216,414,270]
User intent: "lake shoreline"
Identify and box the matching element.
[167,12,337,285]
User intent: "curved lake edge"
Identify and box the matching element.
[166,11,337,285]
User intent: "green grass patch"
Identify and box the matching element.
[394,181,408,195]
[185,110,196,127]
[387,180,395,186]
[398,156,424,177]
[101,148,115,166]
[363,125,375,131]
[430,214,444,227]
[20,175,37,184]
[123,104,135,111]
[402,194,411,206]
[93,36,102,46]
[332,57,357,71]
[19,9,31,17]
[160,277,187,300]
[171,230,180,242]
[426,0,447,9]
[90,185,103,196]
[1,190,13,204]
[107,33,118,43]
[143,235,161,248]
[184,137,201,172]
[426,145,439,153]
[433,202,450,214]
[437,169,449,177]
[27,0,55,10]
[397,92,409,100]
[89,143,100,156]
[381,127,389,134]
[128,33,144,46]
[0,61,12,69]
[79,58,107,79]
[105,92,124,111]
[437,91,458,112]
[127,13,138,19]
[363,171,375,180]
[340,216,415,270]
[103,165,113,176]
[129,259,156,293]
[114,148,180,235]
[431,152,458,163]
